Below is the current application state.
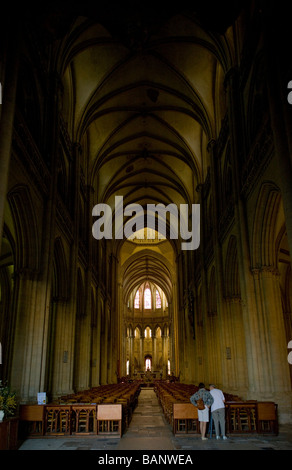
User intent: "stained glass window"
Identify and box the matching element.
[156,289,161,308]
[145,327,152,338]
[145,358,151,370]
[134,289,140,308]
[144,288,151,309]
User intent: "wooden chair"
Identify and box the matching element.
[97,404,122,437]
[173,403,199,435]
[257,402,278,434]
[19,405,45,436]
[226,402,257,433]
[71,405,97,434]
[45,406,71,435]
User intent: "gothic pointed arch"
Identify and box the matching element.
[251,182,282,269]
[53,237,69,301]
[225,235,240,299]
[76,268,85,318]
[208,266,217,316]
[7,185,40,274]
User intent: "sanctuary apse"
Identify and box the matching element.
[0,0,292,426]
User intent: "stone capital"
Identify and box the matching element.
[207,138,217,153]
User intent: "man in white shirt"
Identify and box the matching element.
[209,384,227,440]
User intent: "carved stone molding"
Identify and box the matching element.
[224,295,242,304]
[251,265,280,279]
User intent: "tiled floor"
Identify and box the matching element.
[18,388,292,452]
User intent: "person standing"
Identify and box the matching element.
[209,384,227,440]
[190,383,214,440]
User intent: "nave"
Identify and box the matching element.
[18,388,292,451]
[1,2,292,447]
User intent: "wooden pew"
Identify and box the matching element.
[225,402,257,434]
[71,405,97,434]
[45,405,71,435]
[155,382,278,436]
[97,404,122,437]
[173,403,199,435]
[19,405,45,436]
[257,402,278,435]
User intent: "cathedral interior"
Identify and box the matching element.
[0,0,292,427]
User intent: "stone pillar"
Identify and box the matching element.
[251,266,291,420]
[207,139,227,387]
[10,270,40,402]
[139,332,144,370]
[194,183,208,384]
[152,330,157,370]
[100,300,108,385]
[161,331,165,376]
[95,289,102,386]
[129,330,134,376]
[109,253,119,383]
[50,300,75,398]
[9,72,62,401]
[261,5,292,264]
[0,26,19,246]
[116,282,123,380]
[224,67,270,399]
[224,297,248,395]
[169,293,179,376]
[66,142,81,394]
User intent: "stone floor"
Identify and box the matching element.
[17,388,292,453]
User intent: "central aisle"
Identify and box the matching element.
[117,387,175,450]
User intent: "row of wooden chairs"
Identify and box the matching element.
[20,381,278,438]
[154,382,278,435]
[59,382,140,405]
[19,382,141,438]
[58,382,140,426]
[155,382,199,424]
[20,403,124,437]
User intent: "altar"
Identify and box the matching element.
[133,369,162,383]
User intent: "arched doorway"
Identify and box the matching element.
[145,354,152,371]
[124,280,171,379]
[118,228,176,380]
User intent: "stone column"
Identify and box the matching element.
[109,253,119,383]
[251,266,291,420]
[95,289,102,385]
[50,300,75,398]
[99,299,107,385]
[139,332,144,370]
[262,39,292,256]
[224,297,248,395]
[224,67,268,399]
[9,72,62,401]
[0,26,19,246]
[66,142,81,394]
[194,183,208,384]
[129,330,134,376]
[207,139,227,387]
[152,330,157,370]
[9,270,40,402]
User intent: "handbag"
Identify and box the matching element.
[197,398,205,410]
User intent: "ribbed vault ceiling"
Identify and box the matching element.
[59,14,232,204]
[29,1,241,302]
